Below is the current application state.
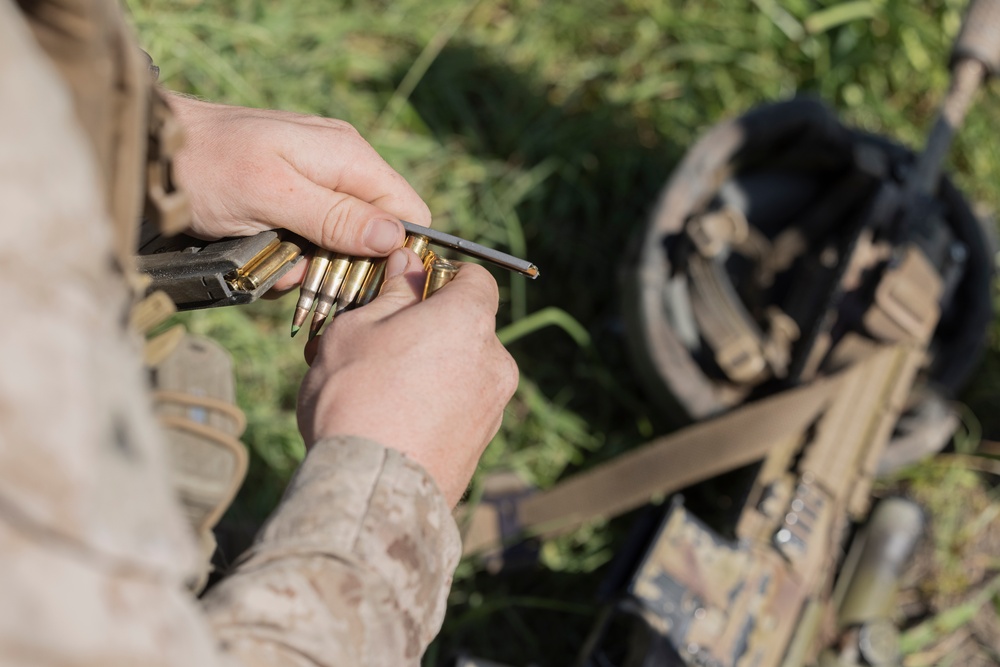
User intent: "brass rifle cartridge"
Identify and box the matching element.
[234,240,302,291]
[404,233,431,260]
[423,257,460,299]
[292,225,537,338]
[336,257,374,314]
[298,248,334,303]
[225,236,281,290]
[291,248,333,336]
[355,259,386,307]
[309,253,352,338]
[355,232,432,308]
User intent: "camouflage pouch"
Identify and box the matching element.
[132,292,249,591]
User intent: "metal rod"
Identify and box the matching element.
[401,221,539,279]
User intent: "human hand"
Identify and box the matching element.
[297,248,519,507]
[167,94,431,290]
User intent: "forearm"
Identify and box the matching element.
[2,3,466,663]
[201,436,461,667]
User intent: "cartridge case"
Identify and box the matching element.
[236,240,301,291]
[225,236,281,290]
[294,250,333,310]
[355,259,386,307]
[291,249,334,335]
[422,258,460,300]
[404,233,431,261]
[355,232,435,308]
[241,236,281,274]
[336,257,374,313]
[312,253,353,320]
[300,250,334,300]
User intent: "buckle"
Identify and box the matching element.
[864,246,942,344]
[145,92,191,235]
[473,472,540,573]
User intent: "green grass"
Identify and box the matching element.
[128,0,1000,664]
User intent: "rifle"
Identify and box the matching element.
[461,338,932,667]
[457,2,999,666]
[578,342,927,667]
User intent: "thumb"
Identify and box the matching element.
[358,248,426,318]
[285,178,407,256]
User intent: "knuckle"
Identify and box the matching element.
[321,117,362,138]
[318,199,361,250]
[458,263,500,305]
[338,120,363,138]
[493,347,520,400]
[273,119,304,143]
[464,302,498,339]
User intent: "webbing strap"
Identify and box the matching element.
[461,372,841,556]
[688,254,769,383]
[864,245,942,344]
[153,389,248,436]
[158,414,249,534]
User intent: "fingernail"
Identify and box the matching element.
[384,248,409,280]
[363,218,403,254]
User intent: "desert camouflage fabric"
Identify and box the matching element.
[0,1,461,665]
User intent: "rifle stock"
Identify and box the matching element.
[581,342,926,667]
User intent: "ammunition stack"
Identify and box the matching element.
[291,230,462,339]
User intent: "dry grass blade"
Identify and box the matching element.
[901,572,1000,658]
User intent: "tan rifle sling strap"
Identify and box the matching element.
[460,340,927,563]
[683,205,800,385]
[460,369,842,558]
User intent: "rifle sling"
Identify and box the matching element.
[461,372,841,557]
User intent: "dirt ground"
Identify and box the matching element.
[892,449,1000,667]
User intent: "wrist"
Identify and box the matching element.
[163,92,217,130]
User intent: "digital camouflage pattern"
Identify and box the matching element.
[0,1,461,664]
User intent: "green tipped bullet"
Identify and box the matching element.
[308,253,353,339]
[290,248,333,337]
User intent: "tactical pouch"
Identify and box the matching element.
[132,292,248,592]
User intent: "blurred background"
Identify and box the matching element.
[129,0,1000,664]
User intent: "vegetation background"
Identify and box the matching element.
[128,0,1000,664]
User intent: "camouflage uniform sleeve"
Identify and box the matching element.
[1,0,462,664]
[201,435,462,667]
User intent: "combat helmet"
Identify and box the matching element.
[622,99,994,459]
